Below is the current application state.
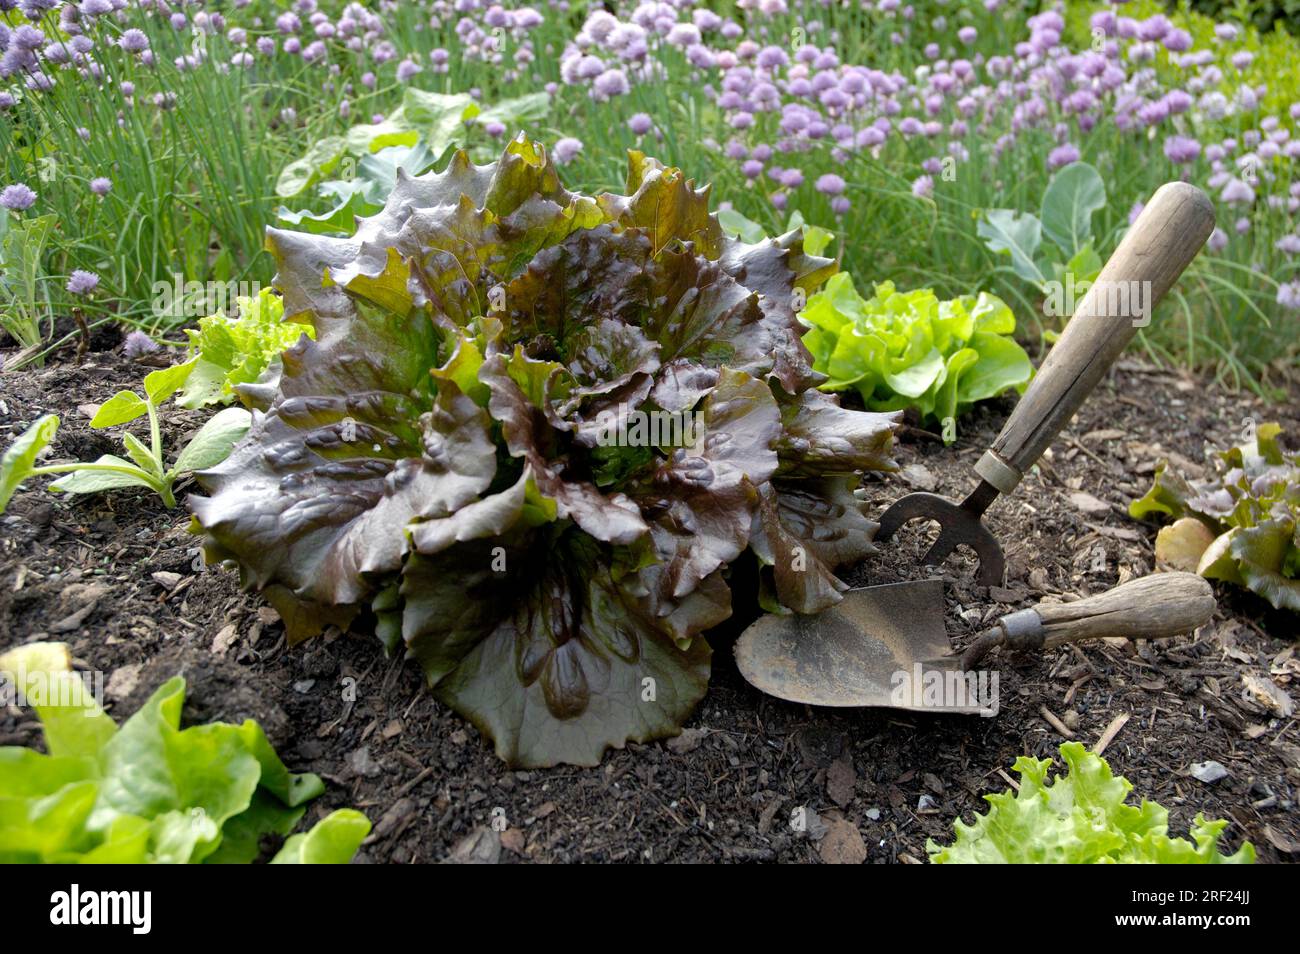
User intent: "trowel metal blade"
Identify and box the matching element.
[734,579,983,713]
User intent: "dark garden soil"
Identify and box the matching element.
[2,339,1298,864]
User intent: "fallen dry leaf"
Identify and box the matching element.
[1242,674,1294,718]
[818,817,867,864]
[667,727,707,755]
[210,623,239,656]
[826,755,856,808]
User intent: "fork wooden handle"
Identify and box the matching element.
[973,182,1216,495]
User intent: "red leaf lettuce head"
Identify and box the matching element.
[191,136,899,767]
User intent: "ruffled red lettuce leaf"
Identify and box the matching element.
[403,525,713,767]
[750,477,883,614]
[192,298,494,625]
[630,368,780,604]
[776,388,899,476]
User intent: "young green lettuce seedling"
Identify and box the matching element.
[0,360,250,513]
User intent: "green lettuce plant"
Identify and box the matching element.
[0,643,369,864]
[191,135,899,768]
[1130,422,1300,612]
[177,289,312,409]
[798,275,1033,439]
[928,742,1254,864]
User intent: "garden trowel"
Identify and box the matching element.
[736,181,1218,709]
[735,573,1215,711]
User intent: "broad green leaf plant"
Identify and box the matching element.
[928,742,1254,864]
[977,161,1107,299]
[0,363,250,512]
[0,643,368,864]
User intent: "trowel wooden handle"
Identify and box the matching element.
[974,183,1215,495]
[1031,572,1216,645]
[961,573,1216,668]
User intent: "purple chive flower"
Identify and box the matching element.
[1220,178,1255,204]
[1207,227,1228,252]
[593,68,629,99]
[831,196,851,216]
[815,173,846,196]
[20,0,59,21]
[89,177,111,196]
[66,269,99,295]
[1163,135,1201,165]
[958,26,977,45]
[553,137,583,165]
[1275,235,1300,255]
[0,183,36,211]
[1278,281,1300,311]
[912,174,934,198]
[628,112,653,135]
[1128,201,1144,225]
[1048,143,1080,169]
[12,24,45,51]
[484,120,505,137]
[119,28,149,54]
[79,0,111,16]
[123,329,160,359]
[396,58,421,81]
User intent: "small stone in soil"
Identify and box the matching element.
[106,663,141,700]
[1189,760,1229,783]
[1068,491,1112,516]
[347,745,382,779]
[900,463,937,491]
[442,827,501,864]
[151,571,182,591]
